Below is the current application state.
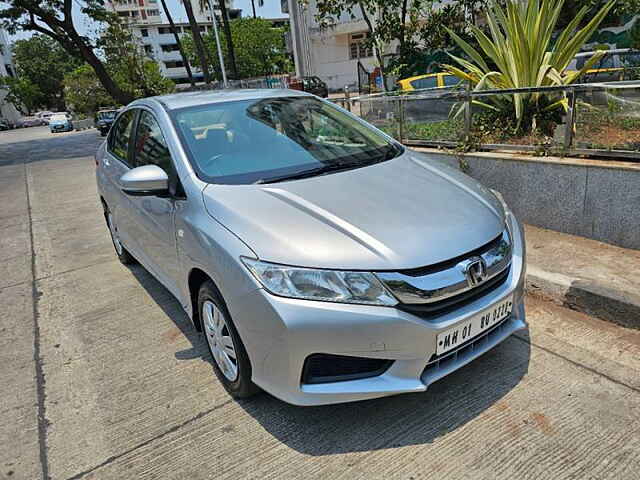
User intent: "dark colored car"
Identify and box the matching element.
[17,116,45,128]
[302,76,329,98]
[95,109,118,136]
[0,119,13,131]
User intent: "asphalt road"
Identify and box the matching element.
[1,126,640,480]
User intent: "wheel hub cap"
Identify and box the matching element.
[202,300,238,381]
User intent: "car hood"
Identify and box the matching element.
[202,150,505,270]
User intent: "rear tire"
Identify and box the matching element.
[198,280,259,399]
[104,206,135,265]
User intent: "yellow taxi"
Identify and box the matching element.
[397,72,460,91]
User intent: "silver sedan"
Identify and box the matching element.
[95,89,526,406]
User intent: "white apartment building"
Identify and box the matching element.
[285,0,385,90]
[0,27,20,123]
[286,0,457,91]
[108,0,240,83]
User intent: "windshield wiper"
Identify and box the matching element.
[253,162,363,184]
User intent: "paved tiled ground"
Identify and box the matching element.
[1,127,639,480]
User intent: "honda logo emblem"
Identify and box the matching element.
[465,257,488,287]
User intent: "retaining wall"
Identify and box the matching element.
[412,148,640,250]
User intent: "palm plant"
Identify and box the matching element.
[443,0,615,128]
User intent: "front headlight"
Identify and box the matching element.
[242,258,398,306]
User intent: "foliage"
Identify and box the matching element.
[630,19,640,50]
[443,0,615,131]
[312,1,486,81]
[10,35,82,110]
[0,75,41,113]
[0,0,134,104]
[98,19,175,98]
[63,65,113,116]
[182,18,292,79]
[557,0,640,30]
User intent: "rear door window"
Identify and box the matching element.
[442,75,460,87]
[108,110,137,165]
[410,76,438,90]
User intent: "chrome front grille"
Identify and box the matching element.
[377,229,512,316]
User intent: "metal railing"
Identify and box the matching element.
[331,81,640,161]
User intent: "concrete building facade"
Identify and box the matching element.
[107,0,239,83]
[0,27,20,123]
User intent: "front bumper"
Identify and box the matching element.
[230,215,526,406]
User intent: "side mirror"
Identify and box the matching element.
[120,165,169,196]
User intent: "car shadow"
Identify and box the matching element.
[126,263,213,367]
[127,261,531,455]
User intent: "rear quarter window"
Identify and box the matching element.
[108,110,137,166]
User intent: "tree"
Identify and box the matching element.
[443,0,615,129]
[161,0,195,86]
[215,0,239,79]
[182,18,292,79]
[98,18,175,98]
[10,34,82,110]
[0,0,134,104]
[63,64,113,116]
[0,75,42,113]
[183,0,211,84]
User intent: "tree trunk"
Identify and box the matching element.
[358,2,386,91]
[218,0,238,79]
[65,28,134,104]
[183,0,212,84]
[161,0,196,86]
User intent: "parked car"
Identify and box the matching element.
[397,72,461,91]
[302,76,329,97]
[0,119,13,131]
[49,113,74,133]
[96,90,526,406]
[95,109,118,136]
[36,111,55,125]
[17,116,45,128]
[567,48,640,82]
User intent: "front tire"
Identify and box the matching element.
[198,280,259,399]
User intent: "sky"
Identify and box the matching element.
[4,0,287,41]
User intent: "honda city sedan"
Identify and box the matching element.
[95,89,526,406]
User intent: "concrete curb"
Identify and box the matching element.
[526,265,640,330]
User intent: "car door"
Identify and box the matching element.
[125,108,181,294]
[101,109,141,255]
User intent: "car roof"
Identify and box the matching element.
[138,88,313,111]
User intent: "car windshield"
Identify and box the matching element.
[172,96,402,185]
[98,111,116,120]
[50,115,67,122]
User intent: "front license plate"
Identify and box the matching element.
[436,295,513,356]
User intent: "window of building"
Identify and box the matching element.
[147,9,160,16]
[160,44,179,52]
[140,28,148,37]
[349,33,373,60]
[158,27,171,34]
[144,45,153,54]
[164,60,185,69]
